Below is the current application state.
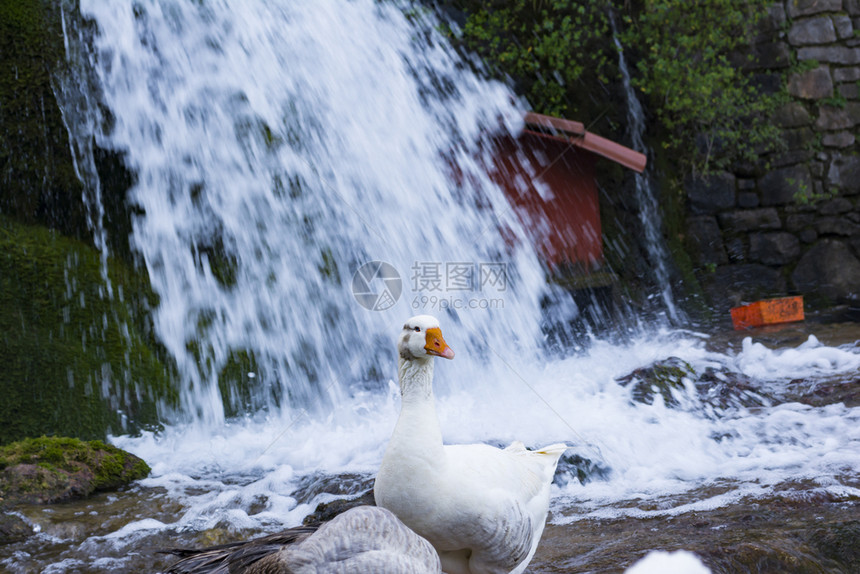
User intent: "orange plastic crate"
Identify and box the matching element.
[730,296,804,330]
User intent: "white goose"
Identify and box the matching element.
[375,315,568,574]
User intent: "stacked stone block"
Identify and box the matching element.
[686,0,860,311]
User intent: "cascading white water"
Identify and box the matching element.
[25,2,860,570]
[72,0,550,427]
[611,15,683,324]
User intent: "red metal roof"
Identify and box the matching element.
[523,112,647,173]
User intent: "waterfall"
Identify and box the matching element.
[63,0,551,426]
[610,14,683,324]
[12,8,858,570]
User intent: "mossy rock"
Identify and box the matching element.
[0,511,32,544]
[0,215,177,444]
[616,357,695,407]
[808,520,860,566]
[0,0,91,241]
[0,436,150,505]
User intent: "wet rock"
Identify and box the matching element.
[798,45,860,64]
[834,66,860,82]
[725,237,747,263]
[827,154,860,194]
[292,472,374,505]
[788,17,837,46]
[616,357,694,407]
[705,264,786,310]
[302,490,376,527]
[822,131,856,147]
[808,520,860,565]
[686,216,728,266]
[737,191,759,208]
[816,103,860,130]
[532,496,860,574]
[0,511,32,545]
[786,0,843,18]
[749,232,801,265]
[695,367,767,410]
[792,239,860,302]
[758,165,812,206]
[817,216,860,236]
[555,451,612,486]
[0,437,150,505]
[834,14,855,39]
[787,65,833,99]
[718,208,781,232]
[772,101,812,128]
[791,375,860,408]
[686,172,736,214]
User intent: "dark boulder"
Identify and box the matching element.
[616,357,694,407]
[758,165,812,206]
[718,208,781,232]
[792,239,860,302]
[0,511,32,544]
[686,172,736,214]
[686,216,728,266]
[705,264,786,310]
[749,232,801,265]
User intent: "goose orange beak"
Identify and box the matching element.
[424,327,455,359]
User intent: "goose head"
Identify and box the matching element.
[398,315,455,362]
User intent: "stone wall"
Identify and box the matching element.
[685,0,860,312]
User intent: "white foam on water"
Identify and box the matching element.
[106,330,860,537]
[48,0,860,565]
[736,334,860,379]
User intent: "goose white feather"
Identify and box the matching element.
[375,315,568,574]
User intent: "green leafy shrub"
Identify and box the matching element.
[621,0,782,175]
[447,0,782,176]
[452,0,613,118]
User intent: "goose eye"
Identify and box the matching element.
[413,327,421,332]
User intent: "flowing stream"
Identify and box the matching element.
[610,13,682,324]
[4,1,860,572]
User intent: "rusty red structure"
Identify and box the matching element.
[491,112,646,285]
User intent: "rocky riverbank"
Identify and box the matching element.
[0,318,857,573]
[533,493,860,573]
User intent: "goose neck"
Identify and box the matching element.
[398,356,436,404]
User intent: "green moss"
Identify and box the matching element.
[657,157,713,323]
[217,349,260,417]
[451,0,614,119]
[617,357,695,406]
[0,0,91,241]
[0,215,177,445]
[0,436,150,502]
